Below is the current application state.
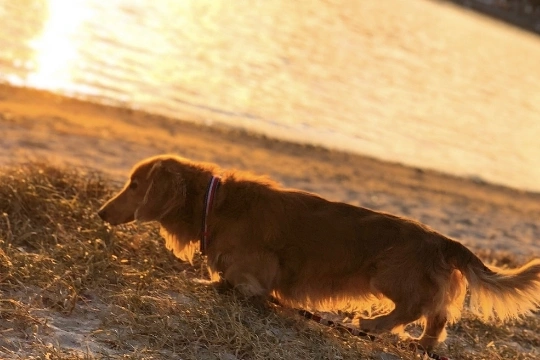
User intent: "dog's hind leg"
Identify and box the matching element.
[418,312,447,351]
[360,301,423,334]
[360,266,435,335]
[416,271,464,350]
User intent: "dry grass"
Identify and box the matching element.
[0,162,538,359]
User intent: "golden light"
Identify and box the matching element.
[26,0,90,90]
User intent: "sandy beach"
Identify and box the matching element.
[1,84,540,359]
[1,83,540,258]
[2,1,540,357]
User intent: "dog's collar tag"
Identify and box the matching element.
[201,175,221,255]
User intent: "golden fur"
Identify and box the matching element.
[98,154,540,350]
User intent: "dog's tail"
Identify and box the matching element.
[445,239,540,321]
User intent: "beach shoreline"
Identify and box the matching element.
[1,82,540,359]
[1,83,539,258]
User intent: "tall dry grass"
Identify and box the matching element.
[0,163,538,359]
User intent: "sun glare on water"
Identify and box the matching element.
[26,0,91,91]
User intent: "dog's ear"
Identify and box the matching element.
[134,161,186,222]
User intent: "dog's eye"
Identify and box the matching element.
[128,181,138,190]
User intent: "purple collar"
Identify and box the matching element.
[200,176,221,255]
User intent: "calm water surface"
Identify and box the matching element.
[1,0,540,191]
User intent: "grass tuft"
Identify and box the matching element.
[0,162,538,359]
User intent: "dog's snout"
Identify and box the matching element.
[97,201,135,225]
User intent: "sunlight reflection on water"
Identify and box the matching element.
[26,0,89,91]
[1,0,540,191]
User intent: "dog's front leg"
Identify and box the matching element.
[218,251,279,299]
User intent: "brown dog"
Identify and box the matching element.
[98,154,540,350]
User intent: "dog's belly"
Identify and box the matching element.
[273,263,381,311]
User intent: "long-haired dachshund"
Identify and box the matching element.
[98,154,540,350]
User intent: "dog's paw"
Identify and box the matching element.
[243,295,273,316]
[191,278,234,294]
[213,279,235,294]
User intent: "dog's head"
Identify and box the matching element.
[98,156,188,225]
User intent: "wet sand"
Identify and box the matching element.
[1,83,539,258]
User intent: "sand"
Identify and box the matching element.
[1,83,540,359]
[1,83,539,258]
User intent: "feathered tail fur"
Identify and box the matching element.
[448,240,540,321]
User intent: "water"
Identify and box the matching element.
[1,0,540,192]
